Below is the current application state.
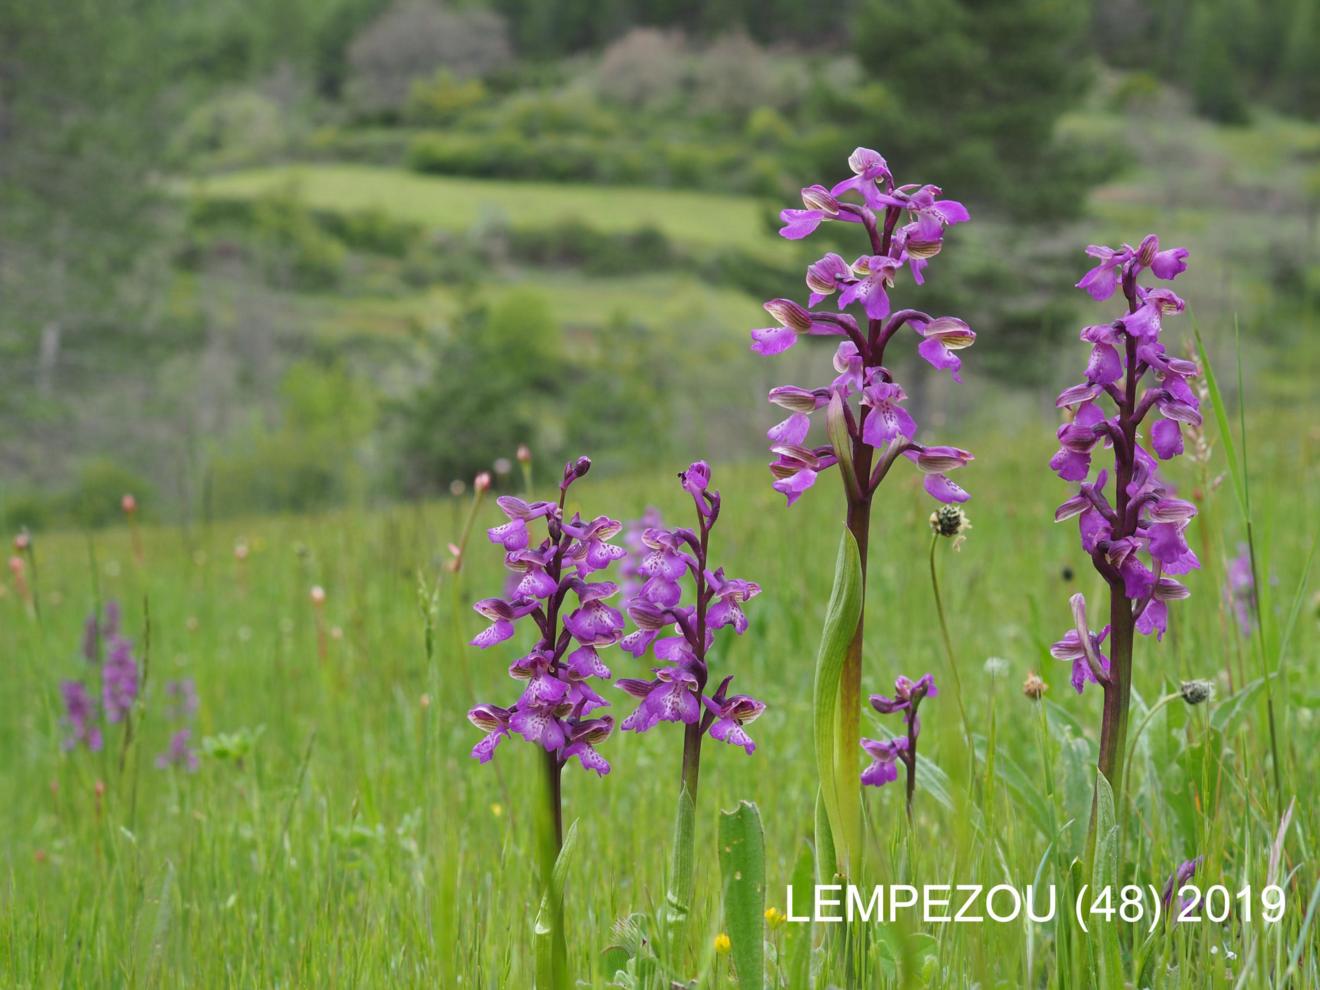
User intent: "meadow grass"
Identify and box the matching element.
[2,407,1315,987]
[188,164,788,253]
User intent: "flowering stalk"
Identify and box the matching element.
[927,506,972,747]
[13,530,40,619]
[861,673,936,818]
[466,456,626,986]
[448,471,493,702]
[753,147,975,874]
[1049,234,1198,830]
[122,493,143,565]
[615,461,763,924]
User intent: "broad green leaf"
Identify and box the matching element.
[534,819,578,990]
[664,784,696,926]
[719,801,765,990]
[812,530,863,875]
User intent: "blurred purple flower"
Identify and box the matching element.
[60,681,103,752]
[101,632,139,723]
[163,679,199,721]
[156,729,199,772]
[1225,544,1257,635]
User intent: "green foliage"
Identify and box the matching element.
[169,89,290,168]
[208,361,376,515]
[64,459,153,529]
[406,70,489,125]
[1186,1,1250,125]
[507,222,677,275]
[0,492,52,535]
[400,291,566,492]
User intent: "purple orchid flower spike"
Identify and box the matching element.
[750,147,975,872]
[1051,233,1199,843]
[466,456,625,869]
[614,460,764,920]
[862,672,937,816]
[616,461,763,771]
[1161,855,1204,921]
[753,147,975,511]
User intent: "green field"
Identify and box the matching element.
[4,410,1315,986]
[193,164,788,252]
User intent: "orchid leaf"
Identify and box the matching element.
[718,801,765,990]
[812,530,863,876]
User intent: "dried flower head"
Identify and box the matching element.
[1023,671,1048,700]
[931,504,968,537]
[1179,679,1214,706]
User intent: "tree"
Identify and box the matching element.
[853,0,1099,219]
[401,291,566,492]
[0,0,176,487]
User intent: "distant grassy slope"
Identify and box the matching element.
[193,164,784,253]
[277,272,764,344]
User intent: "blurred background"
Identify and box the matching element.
[1,0,1316,529]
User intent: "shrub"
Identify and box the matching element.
[169,89,287,168]
[405,70,488,124]
[506,222,678,275]
[319,206,422,258]
[690,33,785,117]
[63,459,153,528]
[399,291,565,492]
[595,28,688,108]
[0,491,52,533]
[346,2,512,118]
